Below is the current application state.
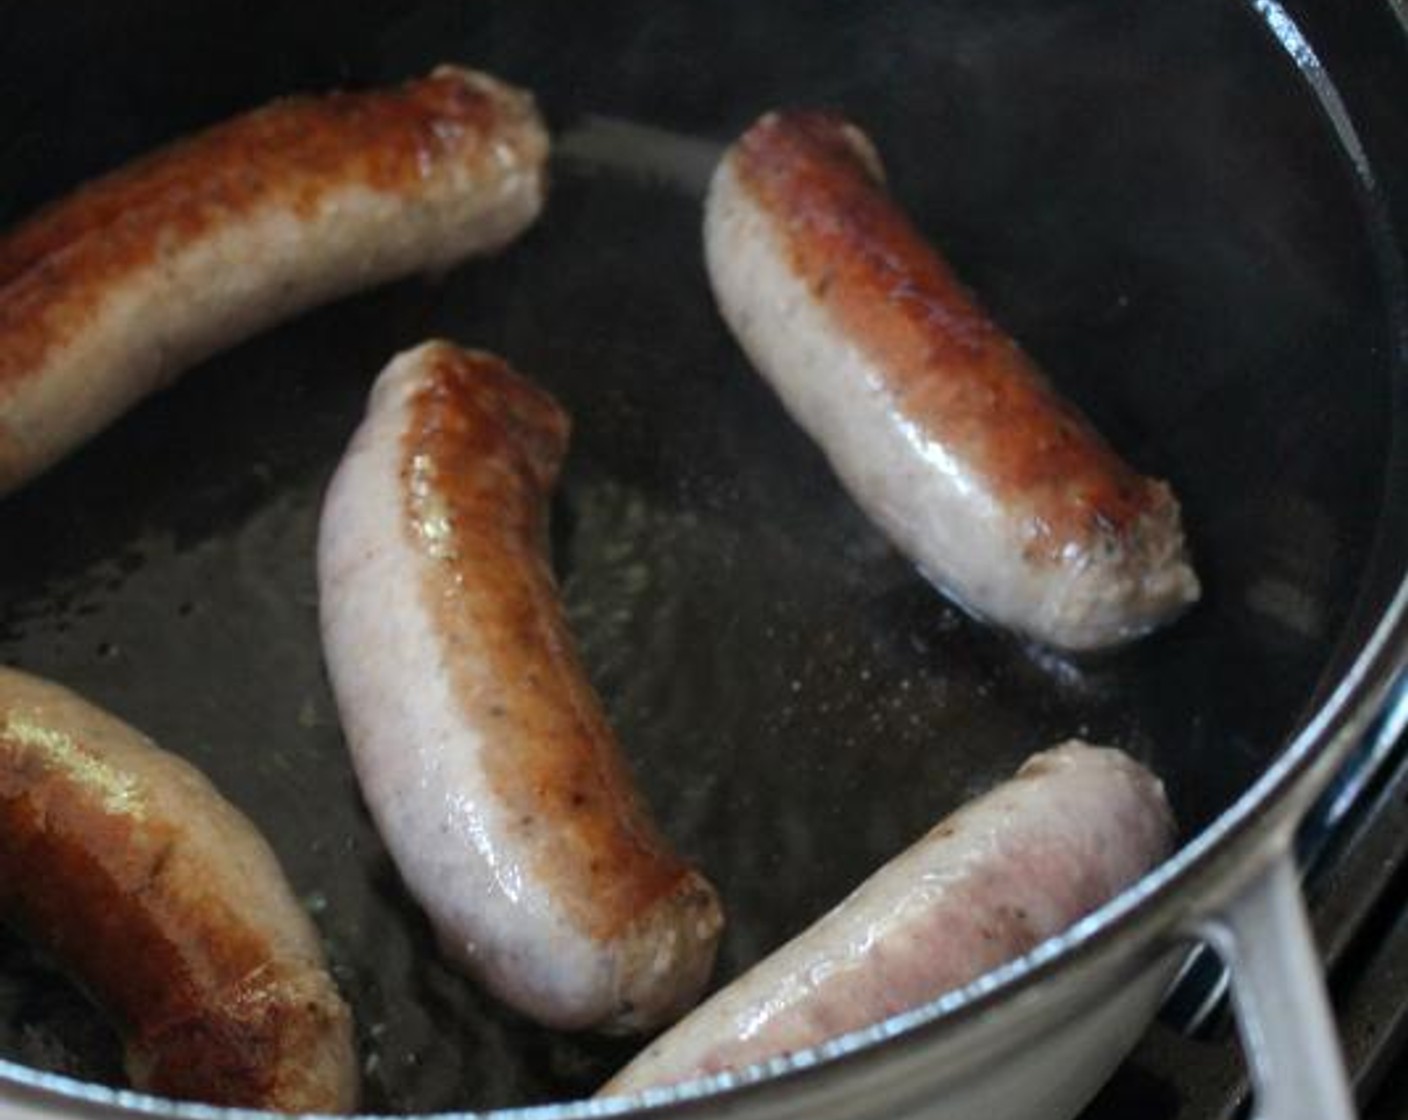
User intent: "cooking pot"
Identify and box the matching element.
[0,1,1405,1118]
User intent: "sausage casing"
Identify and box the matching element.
[705,111,1199,650]
[600,742,1175,1096]
[0,65,547,495]
[317,341,723,1033]
[0,667,357,1112]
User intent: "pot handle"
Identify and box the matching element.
[1194,850,1356,1120]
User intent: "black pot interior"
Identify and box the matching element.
[0,0,1403,1113]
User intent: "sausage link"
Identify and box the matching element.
[317,340,723,1033]
[600,742,1175,1096]
[0,65,547,495]
[0,666,357,1112]
[705,111,1199,650]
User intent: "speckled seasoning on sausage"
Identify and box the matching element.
[704,110,1199,650]
[0,65,547,495]
[317,340,723,1033]
[599,741,1175,1098]
[0,666,357,1112]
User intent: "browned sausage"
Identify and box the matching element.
[705,111,1199,650]
[0,666,357,1112]
[0,65,547,495]
[600,742,1175,1096]
[318,341,723,1032]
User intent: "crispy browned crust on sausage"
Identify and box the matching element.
[730,111,1170,558]
[0,67,531,403]
[0,669,356,1111]
[0,66,546,502]
[399,345,709,943]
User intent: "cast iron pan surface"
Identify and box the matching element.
[0,0,1401,1113]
